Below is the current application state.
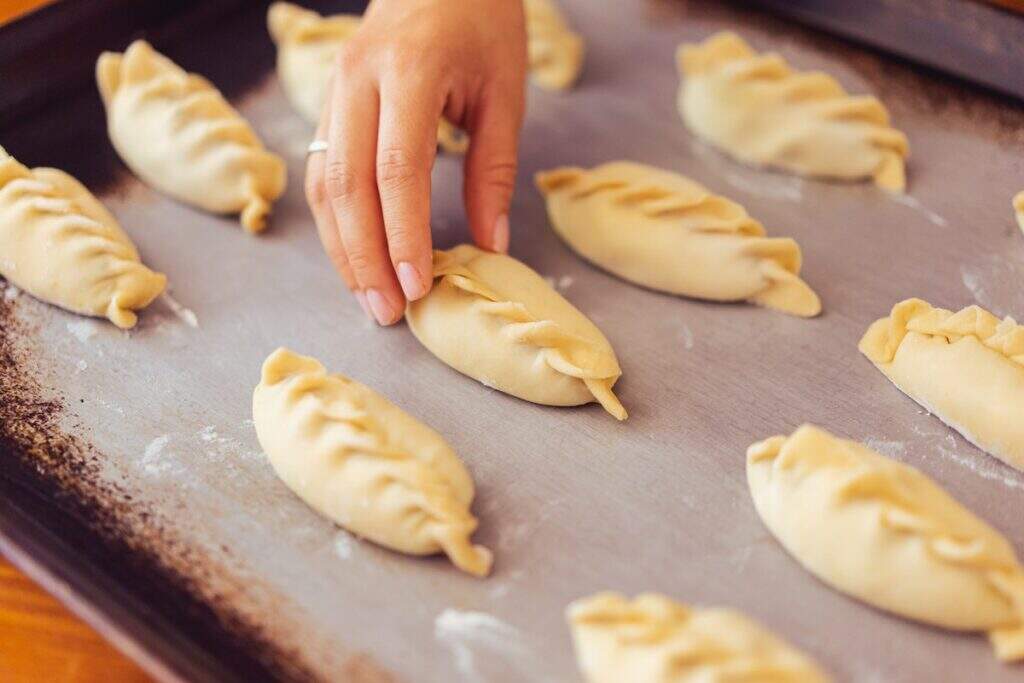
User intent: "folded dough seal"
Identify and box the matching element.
[524,0,585,91]
[536,160,821,317]
[252,348,492,577]
[748,424,1024,661]
[0,146,166,328]
[859,298,1024,471]
[567,592,831,682]
[267,2,469,154]
[407,244,627,420]
[677,31,909,192]
[96,40,287,232]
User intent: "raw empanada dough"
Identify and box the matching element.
[567,592,830,683]
[748,424,1024,661]
[96,40,287,233]
[0,147,166,328]
[859,298,1024,472]
[1014,191,1023,234]
[252,348,492,577]
[267,2,469,154]
[406,244,626,420]
[677,32,909,191]
[536,161,821,317]
[524,0,584,91]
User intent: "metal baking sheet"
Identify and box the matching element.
[2,0,1024,680]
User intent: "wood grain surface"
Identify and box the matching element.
[0,557,149,682]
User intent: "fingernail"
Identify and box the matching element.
[354,290,373,320]
[365,288,397,325]
[492,214,510,253]
[397,261,426,301]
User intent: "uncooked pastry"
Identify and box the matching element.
[859,298,1024,472]
[748,424,1024,661]
[406,244,626,420]
[536,160,821,317]
[267,2,469,154]
[677,32,909,192]
[1014,191,1023,234]
[252,348,492,577]
[0,146,166,329]
[96,40,287,233]
[567,592,831,683]
[524,0,584,91]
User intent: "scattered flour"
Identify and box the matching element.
[332,530,355,559]
[557,275,574,290]
[197,424,263,463]
[3,284,20,301]
[94,398,126,416]
[863,438,906,458]
[66,319,100,343]
[434,609,529,681]
[689,139,803,202]
[679,324,695,350]
[160,291,199,328]
[141,435,173,476]
[75,359,88,373]
[890,193,948,228]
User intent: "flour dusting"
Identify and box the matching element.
[141,435,173,475]
[75,359,88,373]
[161,292,199,328]
[66,319,100,343]
[891,193,948,228]
[557,275,574,290]
[689,139,803,202]
[679,324,695,350]
[434,609,529,681]
[3,284,20,301]
[863,438,905,457]
[333,530,354,559]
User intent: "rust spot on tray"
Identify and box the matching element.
[0,286,328,682]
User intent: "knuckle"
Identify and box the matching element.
[376,147,423,193]
[480,159,518,192]
[324,162,362,202]
[334,44,364,73]
[343,242,378,276]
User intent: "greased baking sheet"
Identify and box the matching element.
[3,0,1024,680]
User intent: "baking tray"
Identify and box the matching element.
[1,0,1023,681]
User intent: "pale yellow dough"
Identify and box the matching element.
[252,348,492,577]
[859,298,1024,472]
[406,245,626,420]
[567,592,830,683]
[677,32,909,192]
[267,2,468,154]
[0,147,165,329]
[96,41,287,233]
[524,0,584,91]
[1014,191,1024,234]
[748,424,1024,661]
[535,161,821,317]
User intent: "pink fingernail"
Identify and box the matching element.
[354,290,373,320]
[366,288,397,325]
[492,214,510,253]
[397,261,426,300]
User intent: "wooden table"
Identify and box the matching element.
[0,557,148,682]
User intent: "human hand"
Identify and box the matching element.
[305,0,528,325]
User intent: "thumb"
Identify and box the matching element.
[463,89,523,253]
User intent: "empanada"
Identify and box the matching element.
[96,40,287,233]
[567,592,831,683]
[1014,191,1023,234]
[536,161,821,317]
[748,424,1024,661]
[252,348,492,577]
[0,146,166,329]
[677,32,909,192]
[267,2,468,154]
[524,0,584,91]
[859,298,1024,471]
[406,244,626,420]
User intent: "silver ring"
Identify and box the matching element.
[307,139,329,156]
